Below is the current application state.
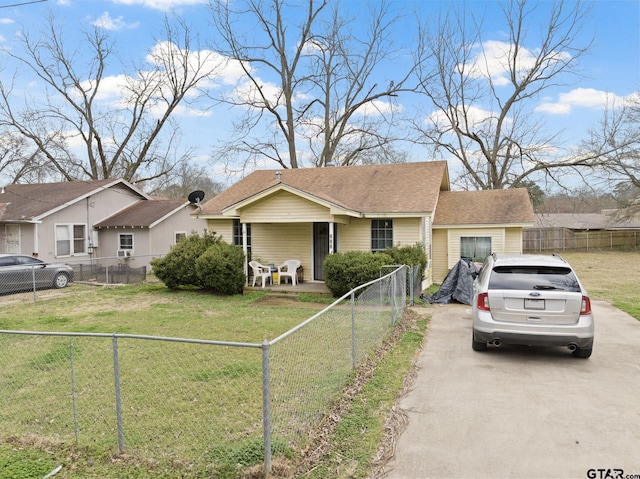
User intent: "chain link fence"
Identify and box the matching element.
[0,265,407,474]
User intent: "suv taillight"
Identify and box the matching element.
[581,296,592,315]
[477,292,490,311]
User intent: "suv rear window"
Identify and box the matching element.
[488,265,581,292]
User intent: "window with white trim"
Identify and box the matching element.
[371,219,393,252]
[460,236,491,263]
[174,231,187,244]
[118,233,134,256]
[56,224,86,256]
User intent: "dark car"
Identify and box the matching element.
[0,254,74,294]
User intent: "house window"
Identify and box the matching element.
[175,232,187,243]
[371,219,393,252]
[460,236,491,263]
[119,233,134,256]
[56,224,86,256]
[233,219,251,253]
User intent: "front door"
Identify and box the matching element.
[313,223,329,281]
[5,224,20,253]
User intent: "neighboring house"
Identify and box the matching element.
[0,179,207,270]
[193,161,535,285]
[94,198,207,267]
[523,212,640,252]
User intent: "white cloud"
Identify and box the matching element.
[535,88,628,115]
[111,0,207,10]
[427,104,507,131]
[0,18,14,25]
[354,99,404,117]
[92,12,140,31]
[464,40,572,87]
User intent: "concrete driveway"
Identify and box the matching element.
[381,302,640,479]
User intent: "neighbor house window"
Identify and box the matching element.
[460,236,491,263]
[56,224,86,256]
[119,233,134,256]
[371,219,393,252]
[174,231,187,243]
[233,219,251,254]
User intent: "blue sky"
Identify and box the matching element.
[0,0,638,190]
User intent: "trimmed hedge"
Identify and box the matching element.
[323,251,393,297]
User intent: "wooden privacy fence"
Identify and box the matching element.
[523,228,640,252]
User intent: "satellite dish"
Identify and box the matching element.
[188,190,205,212]
[188,190,205,205]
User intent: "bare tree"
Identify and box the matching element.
[414,0,593,190]
[0,14,223,183]
[209,0,421,170]
[583,94,640,189]
[142,158,225,199]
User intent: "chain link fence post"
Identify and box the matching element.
[112,335,125,453]
[262,339,272,475]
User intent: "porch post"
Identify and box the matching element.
[329,222,334,254]
[242,223,248,283]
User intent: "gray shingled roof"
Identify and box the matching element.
[533,213,640,230]
[198,161,450,216]
[433,189,535,226]
[94,199,191,228]
[0,179,145,221]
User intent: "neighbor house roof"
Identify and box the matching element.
[197,161,450,217]
[433,189,535,226]
[532,213,640,230]
[94,198,192,229]
[0,179,149,222]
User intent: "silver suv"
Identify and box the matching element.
[472,253,594,358]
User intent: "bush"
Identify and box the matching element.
[323,251,393,297]
[151,230,221,289]
[195,242,246,295]
[385,243,427,276]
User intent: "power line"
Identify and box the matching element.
[0,0,47,8]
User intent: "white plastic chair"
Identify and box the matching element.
[277,259,301,286]
[249,260,271,288]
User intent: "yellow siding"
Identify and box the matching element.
[206,219,235,244]
[432,227,522,283]
[250,223,312,273]
[338,219,371,251]
[393,218,424,246]
[338,217,425,252]
[505,227,523,253]
[432,229,449,283]
[241,191,333,223]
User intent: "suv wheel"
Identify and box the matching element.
[472,331,487,351]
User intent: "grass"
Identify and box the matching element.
[0,250,636,478]
[560,251,640,320]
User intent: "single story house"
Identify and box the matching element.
[0,178,207,270]
[523,211,640,252]
[193,161,535,285]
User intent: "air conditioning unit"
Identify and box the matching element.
[117,249,132,257]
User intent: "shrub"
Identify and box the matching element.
[151,230,221,289]
[323,251,393,297]
[385,243,428,276]
[195,242,246,295]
